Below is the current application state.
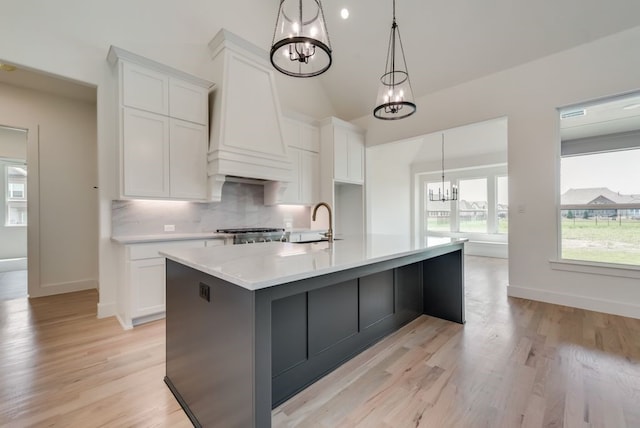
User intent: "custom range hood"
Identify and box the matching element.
[207,29,292,201]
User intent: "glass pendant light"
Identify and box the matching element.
[373,0,416,120]
[270,0,332,78]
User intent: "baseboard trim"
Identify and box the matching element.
[97,301,117,319]
[30,278,97,298]
[507,284,640,320]
[116,314,133,330]
[0,257,27,272]
[465,241,508,259]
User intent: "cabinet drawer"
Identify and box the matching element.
[127,240,206,260]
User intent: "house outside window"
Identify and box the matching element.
[560,149,640,266]
[6,164,27,226]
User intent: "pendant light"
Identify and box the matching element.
[429,134,458,202]
[270,0,332,78]
[373,0,416,120]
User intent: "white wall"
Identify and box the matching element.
[359,26,640,318]
[0,82,98,296]
[366,138,423,237]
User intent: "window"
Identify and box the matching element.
[497,175,508,233]
[5,164,27,226]
[459,178,487,233]
[560,148,640,266]
[420,166,507,238]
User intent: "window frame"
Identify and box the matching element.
[418,164,507,242]
[4,163,28,227]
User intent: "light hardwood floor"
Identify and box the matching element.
[1,256,639,427]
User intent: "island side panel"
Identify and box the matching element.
[165,260,256,428]
[422,249,465,324]
[270,260,430,407]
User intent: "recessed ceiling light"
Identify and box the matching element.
[623,103,640,110]
[340,8,349,19]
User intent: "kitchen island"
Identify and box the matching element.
[162,235,466,427]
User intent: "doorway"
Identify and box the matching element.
[0,127,28,300]
[0,63,96,300]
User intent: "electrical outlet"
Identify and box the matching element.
[164,224,175,232]
[199,283,210,302]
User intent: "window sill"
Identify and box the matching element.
[549,259,640,279]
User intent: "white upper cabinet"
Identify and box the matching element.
[320,117,365,185]
[265,117,320,205]
[108,46,213,200]
[122,108,170,197]
[169,78,209,125]
[122,62,170,115]
[169,119,208,199]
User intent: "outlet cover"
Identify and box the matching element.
[164,224,175,232]
[199,283,210,302]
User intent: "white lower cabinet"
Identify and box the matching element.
[121,238,226,328]
[130,258,166,319]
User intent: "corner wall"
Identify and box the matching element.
[358,26,640,319]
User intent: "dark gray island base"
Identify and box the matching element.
[164,240,465,427]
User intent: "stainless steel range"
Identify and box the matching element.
[216,228,287,245]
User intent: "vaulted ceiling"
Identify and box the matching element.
[1,0,640,121]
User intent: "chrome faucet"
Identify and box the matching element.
[312,202,333,243]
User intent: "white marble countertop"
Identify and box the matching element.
[160,235,466,291]
[111,232,232,244]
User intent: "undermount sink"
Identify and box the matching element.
[291,238,343,244]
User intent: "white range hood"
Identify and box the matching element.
[207,29,292,201]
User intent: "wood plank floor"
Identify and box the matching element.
[1,256,639,427]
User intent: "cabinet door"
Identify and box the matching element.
[122,107,170,197]
[279,147,302,204]
[169,119,207,199]
[169,78,209,125]
[299,123,320,152]
[281,118,299,147]
[333,126,349,181]
[122,62,169,115]
[300,150,319,204]
[130,258,165,318]
[347,132,365,183]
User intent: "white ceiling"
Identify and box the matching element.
[1,0,640,121]
[319,0,640,120]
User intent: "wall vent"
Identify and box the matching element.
[561,109,586,119]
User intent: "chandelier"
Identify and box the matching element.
[270,0,332,78]
[429,134,458,202]
[373,0,416,120]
